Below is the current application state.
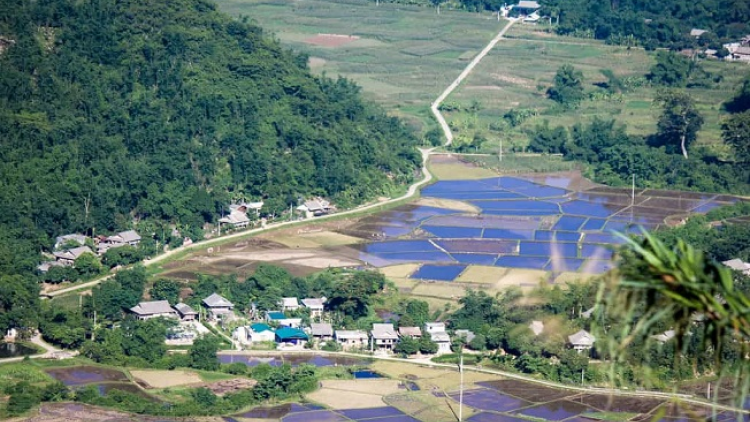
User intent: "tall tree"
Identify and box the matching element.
[654,90,703,159]
[547,65,585,107]
[722,111,750,163]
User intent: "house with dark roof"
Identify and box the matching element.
[173,303,198,321]
[130,300,178,320]
[568,329,595,352]
[202,293,234,320]
[275,327,308,345]
[310,323,334,342]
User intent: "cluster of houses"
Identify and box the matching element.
[38,230,142,273]
[217,197,335,231]
[720,35,750,62]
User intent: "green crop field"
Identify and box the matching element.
[444,24,750,153]
[213,0,506,132]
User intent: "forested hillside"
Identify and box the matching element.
[543,0,750,48]
[0,0,419,266]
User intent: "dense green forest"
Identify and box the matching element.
[439,0,750,49]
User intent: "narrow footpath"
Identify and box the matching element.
[431,18,517,145]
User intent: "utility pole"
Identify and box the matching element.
[631,174,635,207]
[459,346,464,421]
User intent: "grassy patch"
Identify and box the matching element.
[213,0,505,134]
[581,411,640,422]
[463,154,579,174]
[429,161,499,180]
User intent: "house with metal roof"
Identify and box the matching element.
[371,323,399,352]
[310,323,334,342]
[455,329,476,344]
[202,293,234,320]
[265,311,301,328]
[568,329,596,352]
[398,326,422,338]
[98,230,141,254]
[130,300,178,320]
[173,303,198,321]
[53,246,95,265]
[54,234,88,250]
[275,327,308,345]
[301,297,326,319]
[235,323,276,344]
[279,297,300,312]
[424,322,451,354]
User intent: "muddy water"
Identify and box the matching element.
[0,342,36,358]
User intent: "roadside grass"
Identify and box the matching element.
[213,0,506,133]
[445,23,749,153]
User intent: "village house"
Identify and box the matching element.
[690,28,707,38]
[723,258,750,276]
[424,322,451,354]
[370,323,399,352]
[651,329,676,344]
[279,297,300,312]
[218,208,250,229]
[52,246,95,265]
[37,260,67,273]
[297,197,334,218]
[568,329,596,352]
[309,322,334,343]
[275,327,308,346]
[335,330,368,351]
[301,297,326,319]
[398,326,422,338]
[129,300,178,320]
[234,323,276,345]
[265,311,302,328]
[98,230,141,254]
[54,234,88,250]
[173,303,198,321]
[202,293,234,321]
[454,329,476,344]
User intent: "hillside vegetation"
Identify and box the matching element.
[0,0,419,266]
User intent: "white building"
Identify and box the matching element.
[370,323,399,352]
[568,329,595,352]
[335,330,368,351]
[302,297,326,319]
[424,322,451,354]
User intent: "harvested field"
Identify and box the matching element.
[385,391,467,421]
[429,161,499,181]
[305,33,360,47]
[370,361,501,391]
[411,282,468,300]
[21,403,200,422]
[380,264,421,278]
[390,277,420,291]
[496,268,549,289]
[415,197,480,213]
[306,388,386,409]
[130,370,202,388]
[321,379,403,396]
[285,256,361,268]
[455,266,508,284]
[478,379,577,402]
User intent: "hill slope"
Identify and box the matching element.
[0,0,419,264]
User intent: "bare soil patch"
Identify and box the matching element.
[308,56,327,68]
[306,388,386,409]
[305,33,360,47]
[496,268,548,289]
[22,403,204,422]
[285,256,360,268]
[202,378,257,396]
[130,370,202,388]
[322,379,403,396]
[415,197,479,213]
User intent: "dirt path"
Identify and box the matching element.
[44,148,435,298]
[431,18,517,145]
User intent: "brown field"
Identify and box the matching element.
[380,264,421,278]
[411,282,468,300]
[304,33,360,47]
[496,268,549,289]
[414,197,480,213]
[390,276,420,291]
[454,266,508,284]
[20,403,206,422]
[370,361,502,391]
[306,379,401,409]
[130,370,202,388]
[385,391,467,422]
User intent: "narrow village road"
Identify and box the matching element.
[431,18,517,145]
[43,147,435,298]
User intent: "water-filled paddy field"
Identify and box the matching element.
[352,174,740,279]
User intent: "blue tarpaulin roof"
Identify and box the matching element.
[275,327,308,341]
